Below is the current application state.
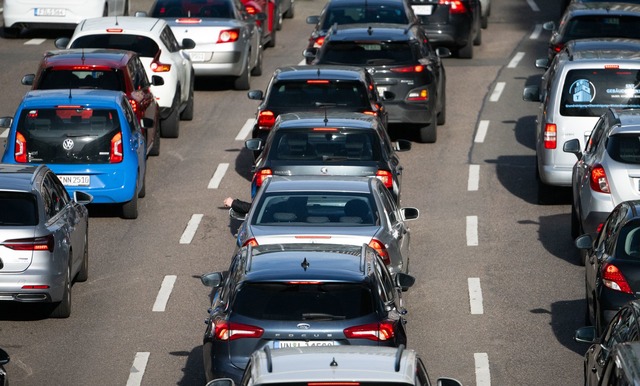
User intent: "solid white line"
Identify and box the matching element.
[468,278,484,314]
[467,216,478,246]
[468,165,480,191]
[1,128,8,138]
[475,353,491,386]
[208,163,229,189]
[152,275,177,312]
[489,82,505,102]
[24,39,46,45]
[298,59,307,66]
[126,352,150,386]
[507,52,525,68]
[526,0,540,12]
[530,24,543,40]
[474,120,489,143]
[236,118,255,141]
[179,214,203,244]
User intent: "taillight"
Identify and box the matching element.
[390,65,424,73]
[551,43,564,53]
[590,164,610,193]
[245,5,257,14]
[439,0,467,14]
[543,123,557,149]
[3,235,54,252]
[150,51,171,73]
[376,170,393,189]
[257,110,276,130]
[110,132,123,163]
[362,110,377,116]
[243,238,258,247]
[407,90,429,101]
[343,321,395,341]
[253,169,273,189]
[313,36,325,48]
[14,132,27,163]
[214,321,263,341]
[368,239,390,265]
[218,29,240,43]
[602,263,633,294]
[128,98,138,113]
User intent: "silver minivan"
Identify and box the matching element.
[523,39,640,201]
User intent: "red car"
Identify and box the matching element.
[241,0,277,47]
[21,48,163,157]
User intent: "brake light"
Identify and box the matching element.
[257,110,276,130]
[106,28,123,33]
[176,18,202,24]
[243,238,258,247]
[128,98,138,113]
[368,239,390,265]
[313,36,325,48]
[3,235,54,252]
[604,64,620,70]
[245,5,257,14]
[150,51,171,73]
[390,65,424,73]
[14,132,27,163]
[343,321,395,341]
[407,89,429,101]
[110,132,123,163]
[602,263,633,294]
[218,29,240,43]
[214,321,263,341]
[590,164,610,193]
[439,0,467,14]
[543,123,557,149]
[376,170,393,189]
[253,168,272,189]
[551,43,564,53]
[362,110,377,116]
[312,127,338,132]
[307,80,330,84]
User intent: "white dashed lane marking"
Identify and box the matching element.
[507,52,525,68]
[475,353,491,386]
[126,352,150,386]
[489,82,505,102]
[179,214,203,244]
[208,163,229,189]
[468,278,484,315]
[466,216,478,246]
[526,0,540,12]
[152,275,177,312]
[530,24,543,40]
[468,165,479,191]
[474,120,489,143]
[236,118,255,141]
[24,38,46,45]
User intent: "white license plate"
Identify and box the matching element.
[412,5,433,15]
[377,86,388,95]
[274,341,336,348]
[58,175,90,186]
[34,8,66,17]
[189,52,206,62]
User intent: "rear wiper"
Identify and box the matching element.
[322,155,349,162]
[302,313,346,321]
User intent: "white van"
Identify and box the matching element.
[523,38,640,201]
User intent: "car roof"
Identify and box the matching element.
[21,89,126,108]
[248,346,416,384]
[272,65,368,81]
[567,2,640,14]
[326,0,411,6]
[0,164,44,192]
[39,49,135,68]
[263,175,375,193]
[276,112,380,130]
[610,109,640,135]
[565,38,640,54]
[76,16,166,35]
[327,24,418,42]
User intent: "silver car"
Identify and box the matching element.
[0,164,92,318]
[564,108,640,243]
[233,175,419,275]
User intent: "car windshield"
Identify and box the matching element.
[268,129,381,161]
[38,69,125,91]
[150,0,234,18]
[267,80,370,109]
[17,107,121,164]
[70,35,159,58]
[321,5,409,28]
[233,282,375,320]
[252,193,377,226]
[561,15,640,41]
[0,192,38,226]
[560,69,640,117]
[318,41,416,66]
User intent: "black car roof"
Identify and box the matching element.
[272,65,369,81]
[567,2,640,14]
[326,23,418,42]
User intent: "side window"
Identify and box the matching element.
[415,358,432,386]
[128,60,141,90]
[160,26,180,53]
[121,100,138,134]
[379,185,398,224]
[135,58,150,88]
[586,116,607,153]
[373,252,395,303]
[50,173,70,207]
[42,173,64,219]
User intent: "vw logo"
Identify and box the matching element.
[62,139,75,150]
[320,167,328,175]
[296,323,311,330]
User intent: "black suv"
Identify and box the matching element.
[307,23,448,143]
[248,65,388,144]
[200,243,415,383]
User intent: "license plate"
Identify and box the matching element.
[377,86,388,95]
[412,5,433,15]
[34,8,66,17]
[274,341,336,348]
[57,175,90,186]
[189,52,206,62]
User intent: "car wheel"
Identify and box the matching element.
[266,26,276,48]
[418,123,437,143]
[251,47,263,76]
[76,232,89,282]
[122,184,139,219]
[457,40,473,59]
[149,124,161,156]
[180,75,195,121]
[2,27,19,38]
[571,204,580,240]
[481,15,488,29]
[234,58,251,90]
[284,0,294,18]
[437,89,446,125]
[160,106,180,138]
[50,262,72,318]
[473,26,482,46]
[275,3,283,31]
[138,170,146,198]
[203,341,214,382]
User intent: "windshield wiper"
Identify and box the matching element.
[301,313,346,321]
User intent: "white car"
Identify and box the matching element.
[2,0,129,38]
[55,16,196,138]
[480,0,491,28]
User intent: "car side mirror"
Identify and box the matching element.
[575,234,594,250]
[542,21,556,31]
[396,272,415,292]
[306,15,320,24]
[229,208,247,221]
[435,47,451,58]
[563,138,582,159]
[140,117,154,129]
[134,11,148,17]
[151,75,164,86]
[0,117,13,128]
[54,37,70,49]
[574,326,597,344]
[394,139,412,152]
[303,48,317,60]
[401,207,419,221]
[205,379,235,386]
[522,85,541,102]
[245,138,263,151]
[436,378,463,386]
[200,272,224,288]
[247,90,263,100]
[0,348,9,366]
[182,38,196,50]
[73,191,94,205]
[535,58,549,69]
[21,74,35,86]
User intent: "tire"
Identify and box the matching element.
[481,15,488,29]
[76,233,89,282]
[418,123,437,143]
[234,58,251,90]
[275,3,283,31]
[437,89,446,125]
[2,27,19,38]
[284,0,294,18]
[266,27,276,48]
[251,48,263,76]
[50,263,72,318]
[473,26,482,46]
[180,75,195,121]
[457,40,473,59]
[160,106,180,138]
[122,184,139,219]
[138,171,146,198]
[149,124,160,156]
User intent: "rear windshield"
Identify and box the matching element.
[70,35,159,58]
[150,0,234,18]
[0,192,38,226]
[268,80,370,109]
[607,134,640,164]
[38,69,125,91]
[321,5,409,28]
[560,69,640,117]
[232,282,375,320]
[561,15,640,42]
[318,41,417,66]
[618,223,640,259]
[268,129,381,161]
[17,108,121,164]
[252,193,377,226]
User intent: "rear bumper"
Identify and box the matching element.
[384,101,434,125]
[191,51,244,77]
[421,19,473,48]
[0,261,66,303]
[3,2,103,29]
[50,165,138,204]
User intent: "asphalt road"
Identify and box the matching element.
[0,0,587,385]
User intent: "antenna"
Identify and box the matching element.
[323,107,328,126]
[115,15,119,26]
[68,88,72,99]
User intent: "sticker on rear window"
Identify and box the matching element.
[570,79,595,103]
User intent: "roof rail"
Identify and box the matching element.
[264,346,273,373]
[394,344,405,372]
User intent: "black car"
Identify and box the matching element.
[248,65,388,144]
[245,112,411,202]
[275,0,295,30]
[409,0,481,58]
[576,200,640,335]
[561,0,640,15]
[575,299,640,385]
[307,23,448,143]
[200,243,415,383]
[304,0,420,64]
[0,348,7,386]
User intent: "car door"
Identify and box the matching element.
[576,115,610,224]
[160,25,191,104]
[377,181,410,272]
[41,173,73,274]
[121,99,146,182]
[373,253,408,345]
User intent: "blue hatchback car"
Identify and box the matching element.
[1,89,147,219]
